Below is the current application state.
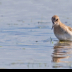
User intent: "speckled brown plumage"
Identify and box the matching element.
[51,15,72,41]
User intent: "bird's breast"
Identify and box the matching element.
[53,26,72,40]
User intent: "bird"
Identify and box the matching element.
[51,15,72,41]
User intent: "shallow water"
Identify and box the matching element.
[0,0,72,69]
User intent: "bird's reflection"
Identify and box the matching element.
[52,41,72,68]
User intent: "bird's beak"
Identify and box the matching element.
[51,25,54,30]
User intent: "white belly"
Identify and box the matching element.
[55,33,72,41]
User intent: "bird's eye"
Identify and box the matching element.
[56,19,58,21]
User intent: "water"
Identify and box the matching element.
[0,0,72,69]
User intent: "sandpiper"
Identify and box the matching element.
[51,15,72,41]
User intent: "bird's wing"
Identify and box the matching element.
[60,24,72,33]
[67,26,72,31]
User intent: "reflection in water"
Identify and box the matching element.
[52,41,72,68]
